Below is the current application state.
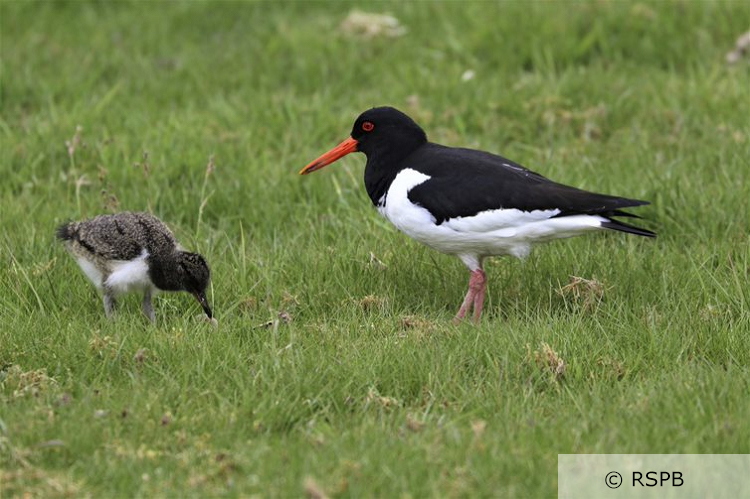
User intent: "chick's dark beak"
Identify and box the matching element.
[193,291,213,319]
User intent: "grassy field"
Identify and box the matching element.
[2,1,749,497]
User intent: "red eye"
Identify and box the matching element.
[362,121,374,132]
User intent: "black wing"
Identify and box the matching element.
[405,144,650,224]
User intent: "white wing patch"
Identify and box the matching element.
[105,249,153,294]
[443,208,561,233]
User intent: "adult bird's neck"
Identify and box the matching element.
[363,140,425,207]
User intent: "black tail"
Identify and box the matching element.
[56,222,74,241]
[601,218,656,238]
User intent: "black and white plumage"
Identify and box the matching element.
[56,212,213,322]
[300,106,655,322]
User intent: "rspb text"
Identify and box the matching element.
[559,454,750,498]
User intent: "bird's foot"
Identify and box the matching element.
[454,269,487,323]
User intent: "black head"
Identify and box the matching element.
[177,252,213,319]
[349,107,427,156]
[299,106,427,174]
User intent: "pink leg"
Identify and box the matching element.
[454,287,476,322]
[471,270,487,323]
[453,269,487,323]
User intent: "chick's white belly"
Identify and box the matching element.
[76,257,104,290]
[104,250,154,294]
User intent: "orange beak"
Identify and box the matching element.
[299,137,359,175]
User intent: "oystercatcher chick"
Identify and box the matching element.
[300,106,655,323]
[56,212,213,323]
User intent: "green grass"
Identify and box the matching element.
[2,1,749,496]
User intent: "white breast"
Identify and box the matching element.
[104,249,153,294]
[379,168,435,231]
[379,168,607,265]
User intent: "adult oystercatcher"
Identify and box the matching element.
[57,212,214,323]
[300,107,654,322]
